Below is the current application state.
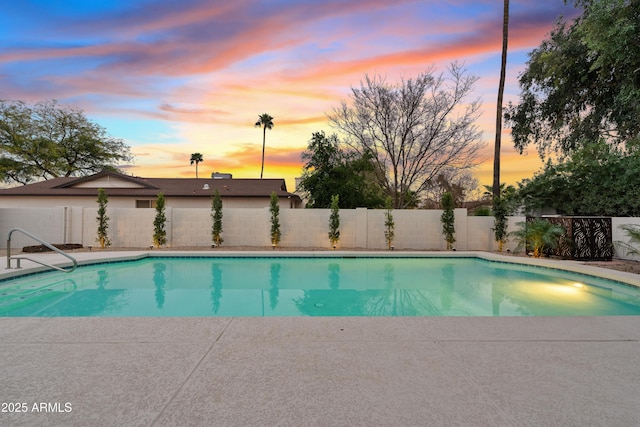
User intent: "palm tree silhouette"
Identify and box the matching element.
[492,0,509,199]
[190,152,203,178]
[255,113,274,179]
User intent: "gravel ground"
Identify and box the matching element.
[579,259,640,275]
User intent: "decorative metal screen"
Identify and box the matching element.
[526,216,613,261]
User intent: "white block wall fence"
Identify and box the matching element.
[1,207,639,260]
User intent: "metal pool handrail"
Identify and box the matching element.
[6,228,77,273]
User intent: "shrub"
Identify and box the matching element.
[492,196,508,252]
[510,219,565,258]
[441,192,456,250]
[211,190,223,247]
[384,197,395,250]
[328,194,340,248]
[96,188,111,248]
[153,193,167,248]
[270,191,281,247]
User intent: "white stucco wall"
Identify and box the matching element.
[0,208,59,248]
[612,217,640,261]
[0,207,636,260]
[0,206,525,253]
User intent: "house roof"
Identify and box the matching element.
[0,170,300,200]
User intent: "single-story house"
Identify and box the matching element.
[0,170,303,209]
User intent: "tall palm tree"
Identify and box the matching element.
[492,0,509,200]
[190,152,203,178]
[255,113,274,179]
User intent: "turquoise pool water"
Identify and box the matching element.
[1,257,639,317]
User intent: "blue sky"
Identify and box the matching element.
[0,0,577,189]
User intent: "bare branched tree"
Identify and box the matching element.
[421,168,479,209]
[328,63,484,208]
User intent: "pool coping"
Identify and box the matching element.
[2,250,640,289]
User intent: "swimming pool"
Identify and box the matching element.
[1,255,639,317]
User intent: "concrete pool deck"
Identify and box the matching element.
[1,251,640,426]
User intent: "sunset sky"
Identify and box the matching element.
[1,0,577,192]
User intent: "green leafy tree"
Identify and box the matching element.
[510,219,565,258]
[516,142,640,216]
[299,131,385,208]
[328,63,484,208]
[190,153,203,178]
[0,100,132,184]
[483,184,516,205]
[384,197,395,250]
[441,192,456,250]
[269,191,281,247]
[506,0,640,159]
[211,189,223,247]
[96,188,111,248]
[255,113,274,179]
[153,193,167,248]
[328,194,340,248]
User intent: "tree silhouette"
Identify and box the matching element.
[255,113,274,179]
[492,0,509,200]
[190,152,203,178]
[328,65,482,208]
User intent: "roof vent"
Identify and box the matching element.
[203,184,210,190]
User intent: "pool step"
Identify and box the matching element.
[0,279,77,315]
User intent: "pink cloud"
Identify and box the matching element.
[1,0,576,189]
[283,9,566,86]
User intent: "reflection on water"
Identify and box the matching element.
[269,263,280,309]
[440,264,454,310]
[368,289,444,316]
[328,263,340,290]
[210,263,222,314]
[97,270,109,290]
[491,268,509,316]
[2,257,640,317]
[153,263,166,309]
[294,289,366,316]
